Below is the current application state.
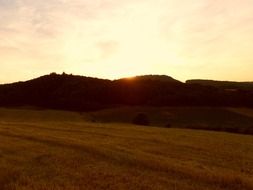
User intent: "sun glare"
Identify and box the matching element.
[125,76,137,81]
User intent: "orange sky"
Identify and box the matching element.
[0,0,253,83]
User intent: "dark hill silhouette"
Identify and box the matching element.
[118,75,182,83]
[186,79,253,90]
[0,73,253,111]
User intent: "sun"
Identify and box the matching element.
[125,76,136,81]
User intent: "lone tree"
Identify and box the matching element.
[132,113,150,126]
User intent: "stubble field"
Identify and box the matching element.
[0,108,253,190]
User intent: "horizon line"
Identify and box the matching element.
[1,72,253,85]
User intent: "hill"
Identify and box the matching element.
[0,73,253,111]
[186,79,253,90]
[118,75,182,83]
[87,106,253,135]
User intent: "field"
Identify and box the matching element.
[89,107,253,133]
[0,107,253,190]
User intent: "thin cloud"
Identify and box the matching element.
[0,0,253,83]
[97,41,119,59]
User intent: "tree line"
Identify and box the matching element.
[0,73,253,111]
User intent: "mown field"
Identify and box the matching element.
[88,107,253,134]
[0,107,253,190]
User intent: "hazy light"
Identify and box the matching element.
[0,0,253,83]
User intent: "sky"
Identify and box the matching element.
[0,0,253,83]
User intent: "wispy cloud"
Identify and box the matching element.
[0,0,253,83]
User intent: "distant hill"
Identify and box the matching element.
[0,73,253,111]
[186,79,253,90]
[118,75,182,83]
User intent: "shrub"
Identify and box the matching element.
[132,113,150,126]
[165,123,171,128]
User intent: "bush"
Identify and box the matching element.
[165,123,171,128]
[132,113,150,126]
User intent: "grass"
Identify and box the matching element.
[88,106,253,134]
[0,107,253,189]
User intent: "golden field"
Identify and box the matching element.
[0,108,253,190]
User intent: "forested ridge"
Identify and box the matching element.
[0,73,253,111]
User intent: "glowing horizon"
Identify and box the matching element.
[0,0,253,83]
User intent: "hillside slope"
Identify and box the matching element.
[186,79,253,90]
[0,108,253,190]
[0,73,253,111]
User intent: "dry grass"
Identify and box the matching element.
[0,108,253,190]
[228,108,253,119]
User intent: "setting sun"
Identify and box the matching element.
[0,0,253,83]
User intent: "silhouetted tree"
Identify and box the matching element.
[0,73,253,111]
[132,113,150,126]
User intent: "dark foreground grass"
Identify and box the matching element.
[0,108,253,189]
[88,106,253,135]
